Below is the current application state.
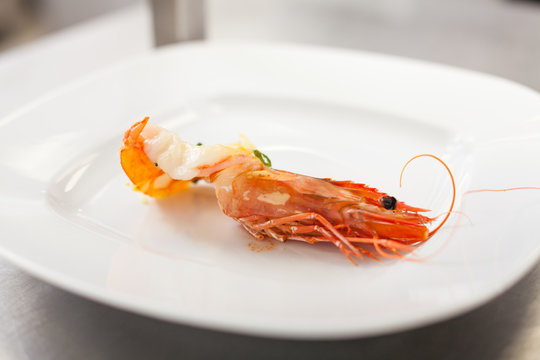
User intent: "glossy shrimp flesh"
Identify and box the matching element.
[121,118,452,262]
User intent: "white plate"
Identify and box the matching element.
[1,42,540,339]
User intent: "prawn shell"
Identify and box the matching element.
[120,118,190,198]
[222,168,432,243]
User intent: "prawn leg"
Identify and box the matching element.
[249,212,364,259]
[274,224,378,259]
[239,214,361,262]
[277,222,417,259]
[239,216,360,262]
[237,215,266,240]
[287,235,361,263]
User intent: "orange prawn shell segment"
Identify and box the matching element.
[327,180,429,213]
[221,168,433,243]
[120,117,190,198]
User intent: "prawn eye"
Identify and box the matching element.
[381,196,397,210]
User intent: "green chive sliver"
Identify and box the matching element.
[253,149,272,167]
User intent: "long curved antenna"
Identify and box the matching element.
[399,154,455,238]
[465,187,540,194]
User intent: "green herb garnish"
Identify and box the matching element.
[196,142,202,146]
[253,149,272,167]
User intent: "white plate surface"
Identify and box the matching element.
[1,42,540,339]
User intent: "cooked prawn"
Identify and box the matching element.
[120,117,455,263]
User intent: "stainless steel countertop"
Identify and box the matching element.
[0,257,538,359]
[1,1,540,359]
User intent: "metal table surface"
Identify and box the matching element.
[1,1,540,359]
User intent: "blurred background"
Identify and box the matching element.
[2,0,539,121]
[1,0,539,86]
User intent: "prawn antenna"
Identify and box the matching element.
[465,187,540,194]
[399,154,456,238]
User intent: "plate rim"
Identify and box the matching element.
[1,41,540,339]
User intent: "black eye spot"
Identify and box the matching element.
[154,163,158,167]
[381,196,397,210]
